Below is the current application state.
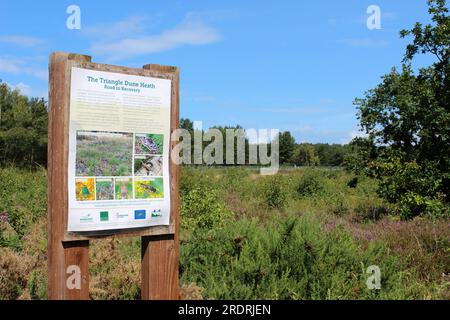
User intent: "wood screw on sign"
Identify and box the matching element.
[47,52,180,300]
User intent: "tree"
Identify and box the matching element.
[0,82,48,167]
[278,131,296,164]
[292,143,320,166]
[352,0,449,218]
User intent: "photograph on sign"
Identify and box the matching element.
[67,67,172,231]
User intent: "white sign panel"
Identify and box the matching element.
[67,67,171,231]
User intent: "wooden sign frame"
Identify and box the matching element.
[47,52,180,299]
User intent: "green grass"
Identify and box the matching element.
[0,166,448,300]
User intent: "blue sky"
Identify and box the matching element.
[0,0,435,143]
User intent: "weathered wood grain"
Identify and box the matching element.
[48,54,179,300]
[141,64,180,300]
[48,52,90,300]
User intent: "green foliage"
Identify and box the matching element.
[181,186,231,230]
[354,198,390,222]
[180,213,443,299]
[278,131,296,164]
[0,167,47,247]
[28,269,47,300]
[0,166,448,300]
[399,192,449,220]
[330,192,350,216]
[296,171,325,197]
[291,143,320,166]
[264,175,288,209]
[314,143,349,166]
[372,152,448,219]
[351,0,450,218]
[0,82,48,168]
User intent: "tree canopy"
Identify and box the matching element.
[349,0,449,218]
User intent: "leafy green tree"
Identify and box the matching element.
[292,143,320,166]
[352,0,449,218]
[0,82,47,168]
[315,143,349,166]
[278,131,296,164]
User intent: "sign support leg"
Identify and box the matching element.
[47,52,91,300]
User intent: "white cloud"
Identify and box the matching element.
[3,81,47,98]
[296,125,314,133]
[82,16,146,40]
[0,35,44,47]
[0,57,47,80]
[88,15,222,61]
[12,82,32,95]
[340,129,367,144]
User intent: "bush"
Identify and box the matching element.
[181,186,231,231]
[180,213,444,299]
[264,176,288,210]
[330,193,350,216]
[375,157,447,219]
[296,172,325,197]
[0,167,47,247]
[354,198,390,222]
[399,193,449,220]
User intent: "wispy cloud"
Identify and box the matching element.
[340,128,367,144]
[4,81,47,98]
[4,81,31,95]
[82,16,146,40]
[0,57,47,80]
[0,35,44,47]
[87,14,222,61]
[337,38,388,47]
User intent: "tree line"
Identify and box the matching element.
[0,0,448,219]
[0,86,352,168]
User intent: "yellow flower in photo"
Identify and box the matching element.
[75,178,95,201]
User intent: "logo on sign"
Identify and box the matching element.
[151,209,162,218]
[134,210,146,220]
[100,211,109,221]
[115,212,129,220]
[79,213,93,223]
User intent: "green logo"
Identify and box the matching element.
[100,211,109,221]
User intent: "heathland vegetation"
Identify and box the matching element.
[0,0,448,300]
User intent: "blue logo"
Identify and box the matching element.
[134,210,146,220]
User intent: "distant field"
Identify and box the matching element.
[0,166,448,300]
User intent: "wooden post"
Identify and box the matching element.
[48,53,179,300]
[141,64,180,300]
[47,52,91,300]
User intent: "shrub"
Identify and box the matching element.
[399,193,449,220]
[181,186,231,231]
[330,193,350,216]
[296,172,325,197]
[180,213,445,299]
[354,198,390,222]
[0,167,47,245]
[264,176,288,210]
